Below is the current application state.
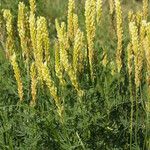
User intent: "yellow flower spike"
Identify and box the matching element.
[55,20,69,71]
[18,2,29,62]
[135,48,144,88]
[136,11,142,27]
[129,22,139,55]
[10,53,24,102]
[36,17,44,64]
[3,9,14,58]
[143,37,150,77]
[56,21,84,97]
[73,29,84,75]
[140,20,147,43]
[143,36,150,116]
[109,0,115,15]
[40,17,50,63]
[142,0,149,20]
[29,12,36,50]
[128,10,135,23]
[59,22,71,71]
[29,0,36,14]
[127,43,133,77]
[129,22,143,88]
[78,39,86,75]
[114,0,123,73]
[56,20,70,51]
[67,0,75,41]
[54,40,66,86]
[29,0,36,52]
[30,62,37,107]
[96,0,103,25]
[36,16,50,63]
[146,23,150,42]
[73,13,79,38]
[41,62,63,119]
[85,0,96,81]
[55,19,61,38]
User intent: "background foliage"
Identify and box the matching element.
[0,0,149,150]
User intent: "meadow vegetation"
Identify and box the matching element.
[0,0,150,149]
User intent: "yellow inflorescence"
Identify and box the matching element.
[143,35,150,116]
[36,17,44,64]
[18,2,29,62]
[140,20,147,49]
[127,43,133,77]
[67,0,75,41]
[129,22,143,88]
[135,48,143,88]
[3,9,14,58]
[73,29,84,75]
[142,0,149,20]
[2,0,150,121]
[109,0,115,15]
[35,16,51,87]
[35,17,50,63]
[144,37,150,76]
[136,11,143,27]
[30,62,37,107]
[129,22,139,55]
[10,53,24,101]
[41,62,63,118]
[29,0,36,52]
[146,23,150,42]
[54,40,66,86]
[96,0,103,25]
[39,17,50,63]
[115,0,123,73]
[85,0,96,81]
[56,22,70,72]
[73,13,79,38]
[56,21,84,97]
[29,0,36,13]
[128,11,135,23]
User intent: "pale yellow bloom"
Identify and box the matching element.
[73,13,79,38]
[85,0,96,81]
[142,0,149,20]
[18,2,29,62]
[56,21,84,97]
[10,53,24,101]
[96,0,103,25]
[67,0,75,41]
[29,0,36,13]
[3,9,14,58]
[41,62,63,119]
[29,12,36,52]
[29,0,36,53]
[109,0,115,15]
[129,22,143,88]
[114,0,123,73]
[73,29,84,75]
[54,40,66,86]
[30,62,37,107]
[127,43,133,77]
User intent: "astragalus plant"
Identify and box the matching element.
[0,0,149,149]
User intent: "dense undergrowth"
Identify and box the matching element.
[0,0,150,149]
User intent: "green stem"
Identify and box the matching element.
[129,78,133,150]
[135,86,138,148]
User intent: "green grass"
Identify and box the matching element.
[0,0,149,149]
